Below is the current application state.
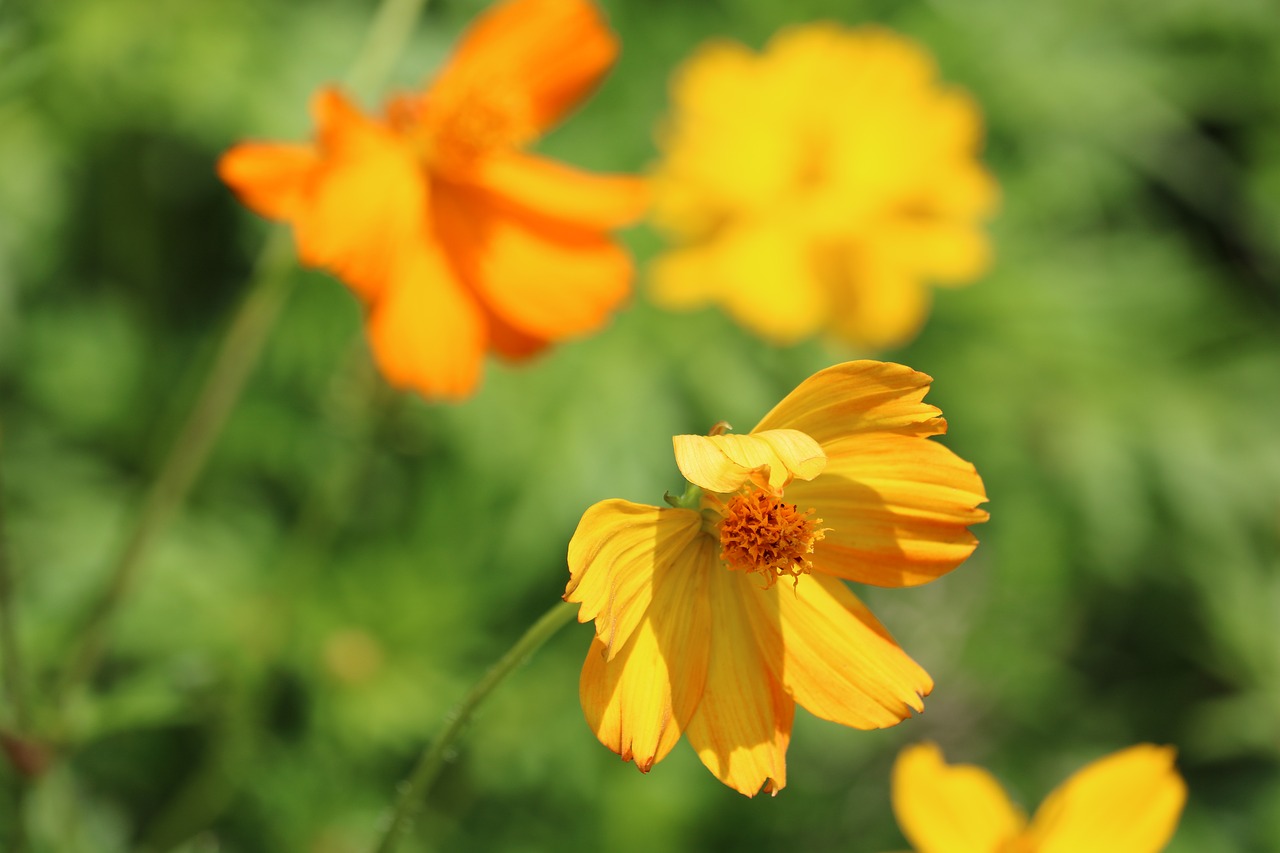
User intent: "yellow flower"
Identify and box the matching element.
[564,361,988,795]
[893,743,1188,853]
[649,25,996,349]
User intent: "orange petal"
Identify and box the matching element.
[217,142,318,220]
[753,360,949,444]
[565,500,703,660]
[296,88,428,303]
[892,743,1027,853]
[433,0,619,136]
[579,535,714,771]
[363,238,486,400]
[673,430,825,495]
[684,567,794,796]
[1027,745,1187,853]
[744,573,931,728]
[468,151,648,230]
[433,181,633,342]
[787,432,988,587]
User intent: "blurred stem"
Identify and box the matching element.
[0,432,31,733]
[371,600,579,853]
[58,230,296,705]
[56,0,433,710]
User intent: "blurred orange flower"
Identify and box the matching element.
[649,25,996,349]
[565,361,988,795]
[219,0,646,399]
[893,743,1187,853]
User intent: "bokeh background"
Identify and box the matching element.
[3,0,1280,850]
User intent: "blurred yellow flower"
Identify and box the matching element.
[219,0,646,400]
[649,25,996,349]
[893,743,1187,853]
[564,361,988,796]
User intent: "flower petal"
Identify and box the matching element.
[892,742,1027,853]
[684,568,794,796]
[788,432,988,587]
[1027,745,1187,853]
[432,0,619,137]
[364,238,486,400]
[217,142,318,220]
[673,430,825,495]
[433,181,633,342]
[578,535,714,771]
[745,573,931,728]
[468,151,648,230]
[565,500,703,660]
[753,360,949,443]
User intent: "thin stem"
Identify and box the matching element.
[57,0,434,705]
[371,600,579,853]
[0,430,31,733]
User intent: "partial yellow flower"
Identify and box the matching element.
[893,742,1188,853]
[564,361,988,795]
[649,25,996,349]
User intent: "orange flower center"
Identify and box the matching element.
[718,490,824,588]
[998,837,1037,853]
[387,88,532,176]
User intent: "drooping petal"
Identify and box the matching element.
[579,535,714,771]
[787,432,988,587]
[565,500,703,660]
[431,0,619,138]
[468,151,648,230]
[752,360,948,443]
[363,238,486,400]
[217,142,318,220]
[433,180,633,342]
[744,573,931,728]
[892,743,1027,853]
[673,430,825,495]
[1027,745,1187,853]
[684,567,794,797]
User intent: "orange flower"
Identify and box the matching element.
[564,361,988,795]
[893,742,1187,853]
[218,0,647,399]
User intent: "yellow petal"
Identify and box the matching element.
[565,500,703,660]
[1027,745,1187,853]
[579,535,714,771]
[744,573,931,728]
[684,567,793,796]
[892,743,1027,853]
[828,246,932,349]
[787,432,988,587]
[753,360,948,444]
[673,430,825,495]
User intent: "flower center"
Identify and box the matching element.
[717,490,824,588]
[998,837,1037,853]
[387,88,531,176]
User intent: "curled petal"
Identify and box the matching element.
[579,536,714,771]
[673,429,825,495]
[685,568,794,797]
[753,360,948,444]
[892,743,1026,853]
[746,574,932,728]
[788,432,988,587]
[1028,745,1187,853]
[565,500,703,660]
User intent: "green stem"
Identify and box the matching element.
[57,0,434,707]
[58,230,296,703]
[371,600,579,853]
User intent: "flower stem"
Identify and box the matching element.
[371,600,579,853]
[0,432,31,733]
[56,0,433,708]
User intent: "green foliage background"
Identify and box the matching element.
[2,0,1280,850]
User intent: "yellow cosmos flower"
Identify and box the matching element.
[564,361,988,795]
[649,25,996,349]
[893,743,1188,853]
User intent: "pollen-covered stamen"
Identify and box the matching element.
[718,489,825,588]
